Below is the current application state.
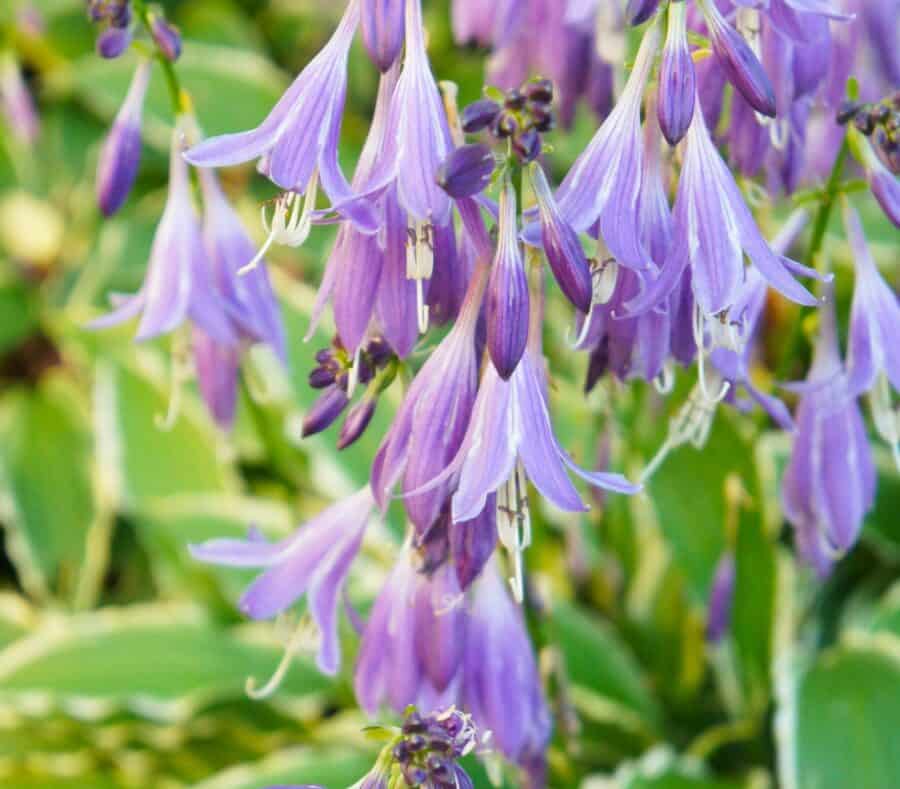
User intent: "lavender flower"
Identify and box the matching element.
[843,198,900,467]
[436,143,495,199]
[90,119,235,344]
[462,561,551,782]
[184,0,376,237]
[657,0,695,145]
[782,296,876,577]
[706,553,735,643]
[191,487,374,676]
[96,26,132,58]
[361,0,405,72]
[486,178,529,379]
[555,20,661,269]
[371,261,488,537]
[628,100,819,319]
[96,60,150,216]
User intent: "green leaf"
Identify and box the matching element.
[0,374,103,599]
[585,748,746,788]
[0,605,333,721]
[549,602,661,735]
[192,747,375,789]
[786,636,900,789]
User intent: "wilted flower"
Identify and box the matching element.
[190,487,375,676]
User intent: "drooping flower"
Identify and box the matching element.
[190,487,375,675]
[371,258,488,537]
[657,0,696,145]
[555,19,662,269]
[184,0,376,235]
[360,0,405,72]
[843,198,900,467]
[628,98,820,319]
[90,119,235,345]
[782,294,876,577]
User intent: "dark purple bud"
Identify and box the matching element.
[360,0,404,72]
[524,78,553,105]
[150,16,182,62]
[461,98,501,133]
[504,89,526,111]
[512,129,541,163]
[706,554,735,643]
[96,60,150,216]
[854,111,876,136]
[625,0,661,26]
[308,367,336,389]
[531,105,555,133]
[486,180,529,379]
[704,1,776,118]
[836,100,863,125]
[337,396,377,450]
[491,111,518,139]
[96,26,132,59]
[657,0,696,145]
[531,164,592,312]
[436,143,495,199]
[302,386,349,437]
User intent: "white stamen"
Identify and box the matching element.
[592,256,619,306]
[497,463,532,604]
[155,333,191,431]
[693,305,732,405]
[346,344,363,399]
[654,360,675,395]
[406,219,434,335]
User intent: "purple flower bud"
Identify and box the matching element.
[486,179,529,379]
[524,78,553,105]
[338,396,377,450]
[96,25,132,59]
[530,163,592,313]
[0,56,40,145]
[193,328,239,430]
[625,0,662,26]
[512,128,541,163]
[868,162,900,229]
[436,143,495,199]
[701,0,776,117]
[302,386,350,438]
[706,554,735,643]
[361,0,405,71]
[150,16,182,62]
[96,60,150,217]
[461,98,502,133]
[657,0,696,145]
[450,495,497,589]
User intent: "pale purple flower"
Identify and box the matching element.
[628,101,820,318]
[193,330,240,429]
[90,120,235,344]
[782,296,876,577]
[462,561,552,780]
[657,0,696,145]
[184,0,376,233]
[866,155,900,230]
[392,0,454,225]
[371,261,488,537]
[486,178,529,379]
[451,0,518,49]
[706,553,735,643]
[765,0,851,45]
[97,60,151,216]
[190,487,374,675]
[361,0,405,71]
[0,55,40,145]
[555,20,661,269]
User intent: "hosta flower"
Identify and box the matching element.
[371,260,488,537]
[782,297,876,577]
[96,59,150,216]
[0,54,39,145]
[360,0,404,72]
[184,0,376,237]
[555,19,661,269]
[628,100,820,319]
[843,198,900,467]
[657,0,695,145]
[90,120,235,344]
[462,560,552,783]
[190,487,374,675]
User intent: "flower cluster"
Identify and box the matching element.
[86,0,900,784]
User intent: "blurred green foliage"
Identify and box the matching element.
[0,1,898,788]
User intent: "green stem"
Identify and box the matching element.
[132,0,186,116]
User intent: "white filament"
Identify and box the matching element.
[245,615,319,700]
[872,373,900,471]
[693,305,732,405]
[497,463,532,604]
[406,219,434,334]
